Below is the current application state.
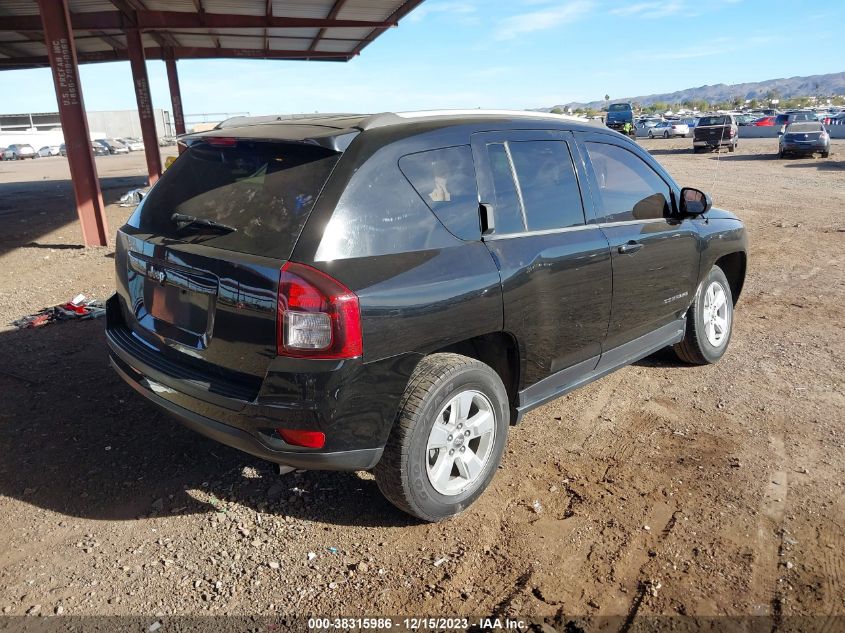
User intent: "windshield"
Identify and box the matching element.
[128,139,340,258]
[698,116,729,126]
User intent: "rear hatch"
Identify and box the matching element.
[783,123,824,143]
[112,137,341,399]
[694,116,732,141]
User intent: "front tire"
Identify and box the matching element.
[674,266,734,365]
[374,353,509,522]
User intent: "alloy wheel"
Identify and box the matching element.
[425,390,496,496]
[702,281,730,347]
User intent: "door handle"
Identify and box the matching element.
[479,202,495,236]
[618,240,643,254]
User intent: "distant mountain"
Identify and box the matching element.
[544,72,845,111]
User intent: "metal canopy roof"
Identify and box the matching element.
[0,0,424,70]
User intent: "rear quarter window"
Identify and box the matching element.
[398,145,480,240]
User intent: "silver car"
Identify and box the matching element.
[648,120,690,138]
[3,143,37,160]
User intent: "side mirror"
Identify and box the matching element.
[680,187,711,216]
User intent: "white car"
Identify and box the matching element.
[648,120,690,138]
[38,145,61,157]
[3,143,37,160]
[120,138,145,151]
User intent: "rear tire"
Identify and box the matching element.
[648,131,654,138]
[674,266,734,365]
[663,131,670,139]
[728,144,735,153]
[374,353,509,522]
[822,151,830,158]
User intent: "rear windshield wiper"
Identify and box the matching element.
[171,213,237,233]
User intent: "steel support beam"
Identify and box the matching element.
[126,28,162,184]
[165,56,186,153]
[0,47,350,69]
[37,0,108,247]
[0,12,394,31]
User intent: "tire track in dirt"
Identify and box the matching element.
[748,433,788,621]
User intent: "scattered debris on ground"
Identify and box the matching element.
[12,294,105,329]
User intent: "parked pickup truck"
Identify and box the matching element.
[693,115,738,153]
[606,102,634,131]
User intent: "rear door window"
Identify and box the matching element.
[507,140,585,231]
[486,143,527,234]
[129,139,340,258]
[399,145,480,240]
[584,142,671,223]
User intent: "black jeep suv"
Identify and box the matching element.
[106,111,747,521]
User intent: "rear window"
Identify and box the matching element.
[129,139,340,258]
[787,122,823,132]
[609,104,632,112]
[399,145,480,240]
[698,116,729,126]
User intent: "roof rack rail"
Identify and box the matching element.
[360,109,585,130]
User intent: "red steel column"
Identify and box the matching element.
[164,56,186,154]
[37,0,108,247]
[126,28,162,184]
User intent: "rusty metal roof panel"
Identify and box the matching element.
[67,0,118,13]
[0,0,425,68]
[171,33,218,48]
[337,0,406,22]
[270,1,337,20]
[320,27,375,41]
[135,0,197,12]
[201,0,266,17]
[74,36,117,53]
[266,37,314,51]
[267,27,321,38]
[314,39,359,54]
[0,1,39,16]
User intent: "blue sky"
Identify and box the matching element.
[0,0,842,116]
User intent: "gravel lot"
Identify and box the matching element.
[0,140,843,626]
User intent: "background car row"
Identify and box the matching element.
[1,137,146,160]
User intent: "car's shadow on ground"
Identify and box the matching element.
[706,153,778,161]
[0,319,416,528]
[634,346,690,368]
[783,159,843,171]
[642,147,693,156]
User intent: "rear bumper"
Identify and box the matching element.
[694,137,735,147]
[110,355,382,470]
[106,294,418,470]
[781,142,828,153]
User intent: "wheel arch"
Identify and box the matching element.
[429,331,521,423]
[714,251,746,305]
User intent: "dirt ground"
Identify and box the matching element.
[0,140,843,628]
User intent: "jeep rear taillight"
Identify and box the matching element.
[276,262,362,359]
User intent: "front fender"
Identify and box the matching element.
[694,209,748,300]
